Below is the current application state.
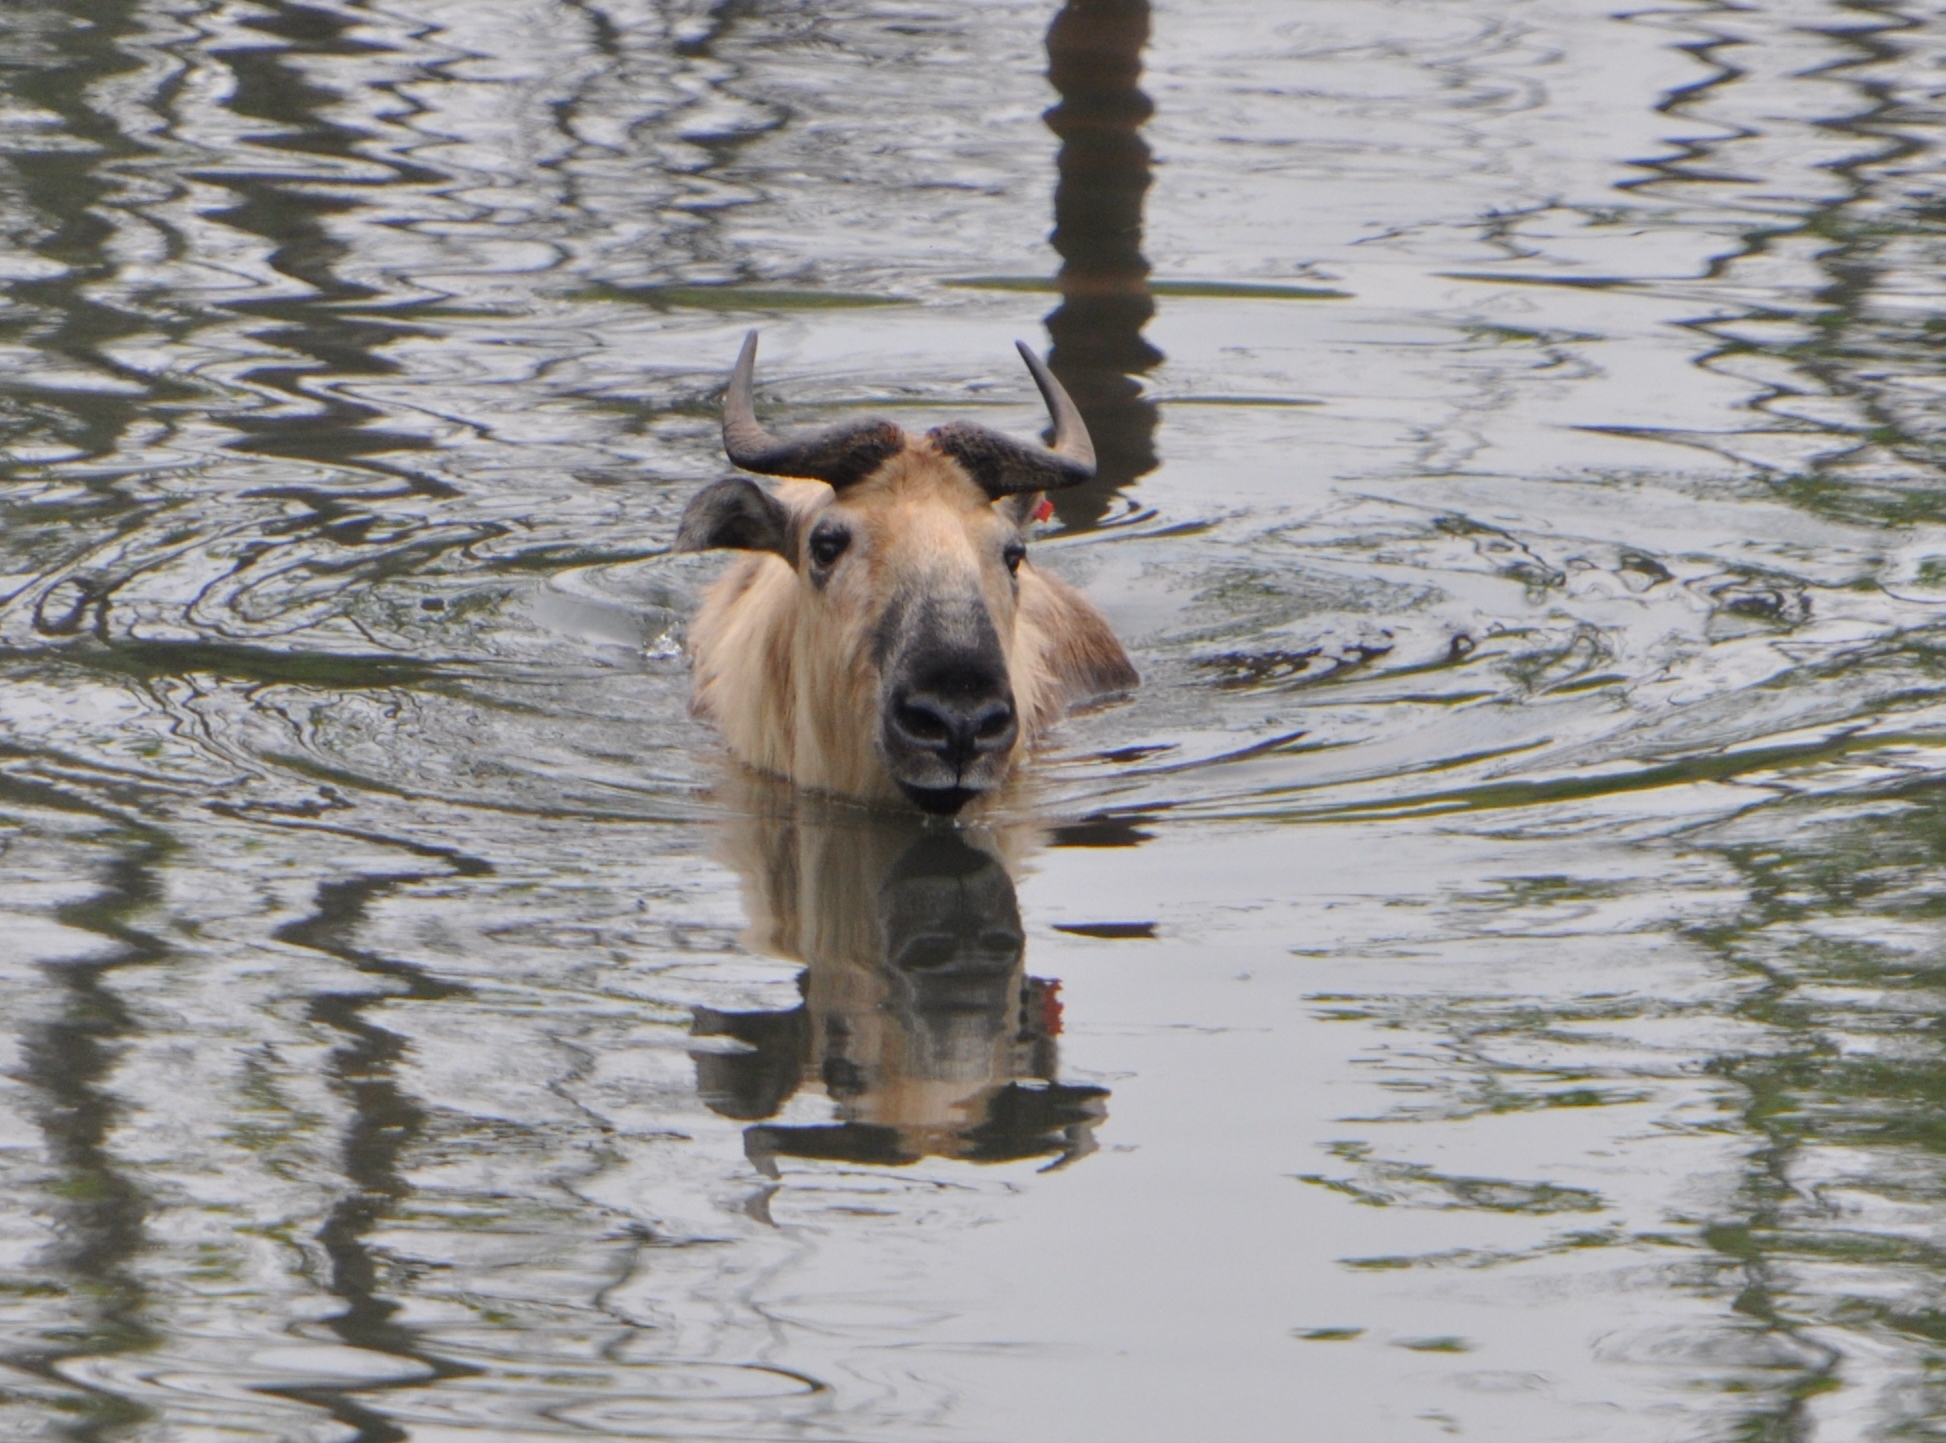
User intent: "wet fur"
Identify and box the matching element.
[687,445,1136,807]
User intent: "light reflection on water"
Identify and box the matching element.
[2,0,1946,1436]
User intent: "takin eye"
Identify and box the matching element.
[807,522,851,571]
[1002,539,1026,576]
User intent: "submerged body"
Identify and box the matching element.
[678,335,1136,813]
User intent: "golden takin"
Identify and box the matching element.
[676,332,1136,814]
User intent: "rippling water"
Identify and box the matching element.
[4,0,1946,1437]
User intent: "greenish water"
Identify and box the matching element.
[3,0,1946,1438]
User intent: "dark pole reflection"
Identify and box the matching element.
[4,0,175,472]
[692,787,1106,1173]
[204,4,444,484]
[1042,0,1161,530]
[271,863,484,1441]
[13,808,166,1440]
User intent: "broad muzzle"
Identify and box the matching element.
[877,598,1020,815]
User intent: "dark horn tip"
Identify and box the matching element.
[727,329,760,404]
[1012,340,1095,472]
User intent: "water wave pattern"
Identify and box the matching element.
[3,0,1946,1437]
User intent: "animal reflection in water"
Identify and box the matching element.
[692,793,1107,1173]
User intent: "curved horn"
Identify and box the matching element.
[926,343,1097,498]
[721,330,904,489]
[1015,340,1095,471]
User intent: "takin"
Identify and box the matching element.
[675,332,1137,815]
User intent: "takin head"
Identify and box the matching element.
[675,331,1137,816]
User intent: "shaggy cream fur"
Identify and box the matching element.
[687,445,1135,807]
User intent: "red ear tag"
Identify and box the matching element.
[1040,980,1064,1036]
[1033,496,1055,523]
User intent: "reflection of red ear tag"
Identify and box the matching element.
[1033,496,1054,523]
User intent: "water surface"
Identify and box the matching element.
[4,0,1946,1437]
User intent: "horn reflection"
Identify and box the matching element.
[1043,0,1161,529]
[693,787,1107,1173]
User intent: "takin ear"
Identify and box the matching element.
[675,478,794,561]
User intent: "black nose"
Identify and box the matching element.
[888,685,1018,773]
